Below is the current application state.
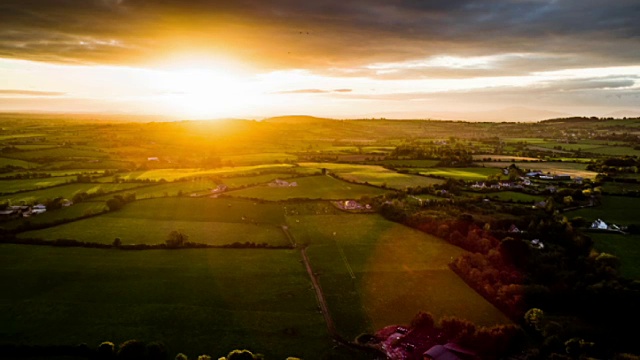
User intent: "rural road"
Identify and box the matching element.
[300,246,337,336]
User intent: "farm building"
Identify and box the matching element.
[31,204,47,215]
[591,219,608,230]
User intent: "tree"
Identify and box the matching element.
[96,341,116,360]
[222,350,260,360]
[112,238,122,248]
[117,340,146,360]
[166,230,188,248]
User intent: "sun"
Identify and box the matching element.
[151,63,253,119]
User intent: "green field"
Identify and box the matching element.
[5,147,110,161]
[0,176,79,194]
[590,233,640,279]
[95,179,219,200]
[220,152,297,165]
[419,167,502,181]
[287,214,511,339]
[477,161,598,179]
[0,182,146,204]
[371,159,440,167]
[19,198,289,246]
[568,196,640,225]
[0,169,106,179]
[228,175,390,201]
[0,157,40,169]
[472,155,541,161]
[0,245,340,359]
[298,162,443,189]
[113,165,296,182]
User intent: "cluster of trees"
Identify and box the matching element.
[106,193,136,211]
[587,157,639,174]
[389,144,474,165]
[380,195,640,356]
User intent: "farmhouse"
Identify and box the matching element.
[554,174,571,180]
[31,204,47,215]
[591,219,608,230]
[508,224,521,233]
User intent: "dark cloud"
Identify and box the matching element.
[0,89,65,96]
[0,0,638,74]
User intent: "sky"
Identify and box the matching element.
[1,0,639,121]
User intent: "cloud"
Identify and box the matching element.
[0,89,65,96]
[0,0,638,75]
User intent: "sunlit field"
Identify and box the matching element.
[18,198,288,246]
[228,175,390,200]
[287,214,511,338]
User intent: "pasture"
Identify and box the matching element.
[419,167,502,181]
[220,152,297,165]
[228,175,390,201]
[568,196,640,225]
[298,162,443,189]
[0,245,338,359]
[19,198,289,246]
[113,165,296,182]
[477,161,598,179]
[287,214,511,339]
[0,182,145,204]
[5,147,110,161]
[0,176,79,194]
[589,233,640,279]
[0,157,39,169]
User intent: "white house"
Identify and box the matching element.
[31,204,47,215]
[591,219,608,230]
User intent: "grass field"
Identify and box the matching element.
[228,175,390,201]
[0,176,79,194]
[568,196,640,225]
[602,182,640,194]
[113,165,296,182]
[5,147,110,161]
[298,162,443,189]
[589,233,640,279]
[94,179,219,200]
[419,167,502,181]
[287,214,511,339]
[19,198,289,246]
[0,157,40,169]
[371,159,440,167]
[0,245,342,359]
[472,155,541,161]
[0,169,106,179]
[220,152,297,165]
[0,182,145,204]
[477,161,598,179]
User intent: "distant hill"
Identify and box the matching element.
[261,115,334,124]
